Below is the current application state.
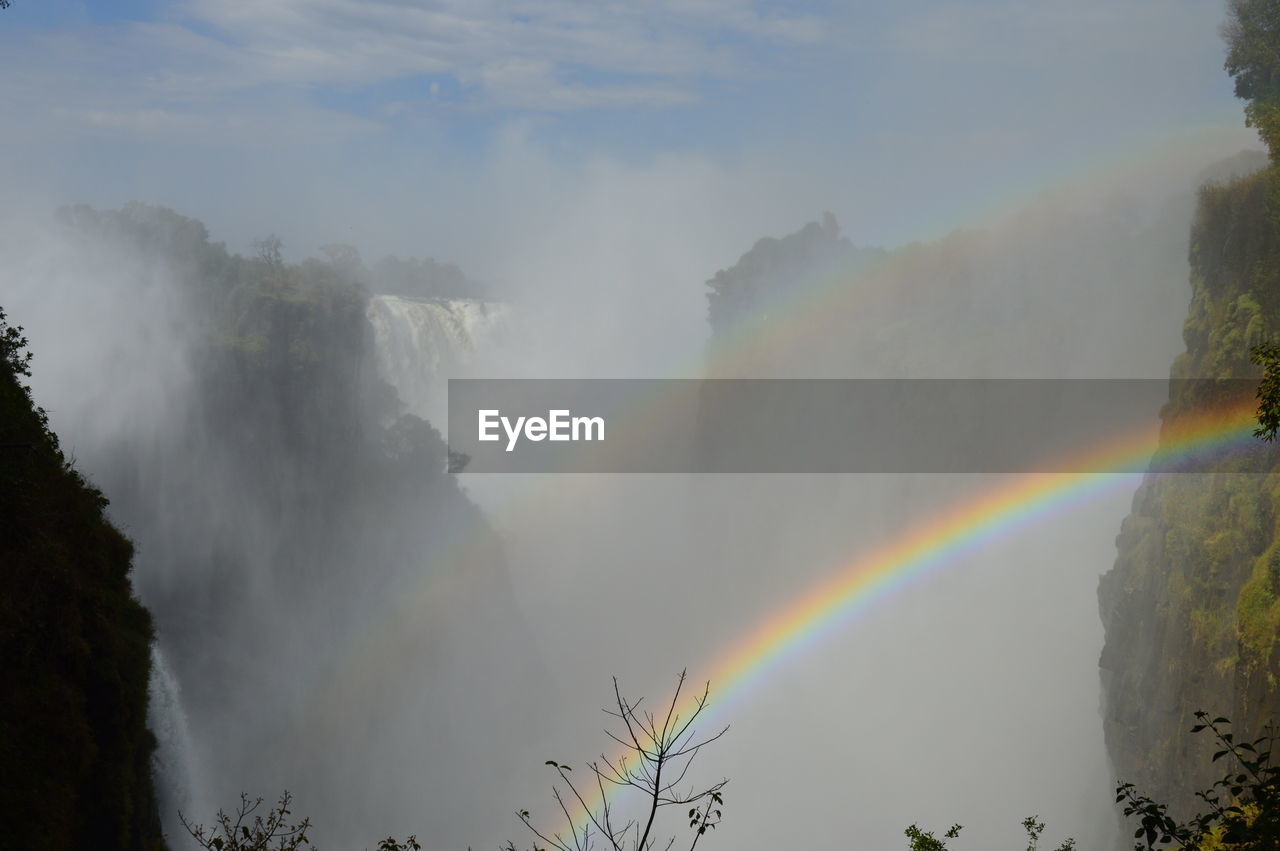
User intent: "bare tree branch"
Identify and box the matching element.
[508,674,729,851]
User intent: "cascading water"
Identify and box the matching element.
[366,294,509,418]
[147,645,204,847]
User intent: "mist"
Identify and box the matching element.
[1,1,1273,850]
[442,140,1265,850]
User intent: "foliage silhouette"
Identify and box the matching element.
[903,816,1075,850]
[1118,713,1280,849]
[0,306,160,849]
[1251,343,1280,441]
[177,673,725,851]
[1224,0,1280,161]
[179,790,422,851]
[505,671,728,851]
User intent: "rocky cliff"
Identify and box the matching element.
[6,203,545,847]
[1099,159,1280,819]
[0,309,162,851]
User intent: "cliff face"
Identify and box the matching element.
[0,311,162,851]
[702,180,1204,382]
[22,204,546,847]
[1099,163,1280,817]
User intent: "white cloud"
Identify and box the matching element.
[161,0,824,107]
[475,57,698,110]
[0,0,830,147]
[0,24,387,146]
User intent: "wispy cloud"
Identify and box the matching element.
[162,0,825,107]
[0,32,383,150]
[0,0,1251,260]
[0,1,831,147]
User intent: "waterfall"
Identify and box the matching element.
[366,294,508,418]
[148,645,204,847]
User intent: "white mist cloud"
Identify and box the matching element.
[0,5,1271,846]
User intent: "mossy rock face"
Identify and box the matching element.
[1100,164,1280,823]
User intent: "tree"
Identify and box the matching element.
[1250,343,1280,440]
[903,817,1074,851]
[175,674,725,851]
[0,307,33,381]
[180,792,313,851]
[320,244,365,283]
[2,307,163,848]
[505,671,729,851]
[905,823,963,851]
[1117,713,1280,849]
[1223,0,1280,161]
[179,791,421,851]
[253,234,284,268]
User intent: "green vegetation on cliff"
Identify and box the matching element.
[44,202,543,844]
[703,212,883,342]
[1100,157,1280,820]
[1224,0,1280,162]
[0,308,162,850]
[1098,2,1280,832]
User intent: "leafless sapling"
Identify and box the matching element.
[506,670,729,851]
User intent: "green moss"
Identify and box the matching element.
[1240,292,1267,345]
[1190,605,1228,649]
[1238,568,1279,663]
[1205,528,1245,572]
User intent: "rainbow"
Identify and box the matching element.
[541,397,1262,844]
[290,126,1264,839]
[665,123,1254,382]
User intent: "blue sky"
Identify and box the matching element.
[0,0,1260,271]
